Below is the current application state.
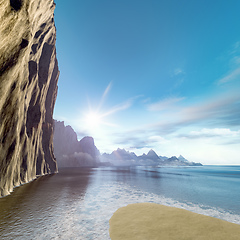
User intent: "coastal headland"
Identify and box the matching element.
[0,0,59,197]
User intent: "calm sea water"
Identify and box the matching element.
[0,165,240,239]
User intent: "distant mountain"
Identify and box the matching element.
[112,148,138,161]
[178,155,188,162]
[160,156,202,166]
[53,121,202,167]
[101,148,138,166]
[53,120,100,167]
[101,148,202,167]
[54,121,78,157]
[137,149,164,166]
[146,149,160,160]
[159,156,169,161]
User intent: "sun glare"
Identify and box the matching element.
[85,112,101,128]
[83,82,126,132]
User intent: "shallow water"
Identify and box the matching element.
[0,166,240,239]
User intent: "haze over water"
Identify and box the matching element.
[0,166,240,239]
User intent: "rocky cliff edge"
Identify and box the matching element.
[0,0,59,197]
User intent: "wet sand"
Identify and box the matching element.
[109,203,240,240]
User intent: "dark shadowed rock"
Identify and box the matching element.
[0,0,59,197]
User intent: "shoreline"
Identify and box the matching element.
[109,202,240,240]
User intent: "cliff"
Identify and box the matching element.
[0,0,59,197]
[53,120,100,167]
[53,120,78,157]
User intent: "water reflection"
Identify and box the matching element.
[0,168,92,239]
[1,166,240,239]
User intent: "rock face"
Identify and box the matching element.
[0,0,59,197]
[53,120,100,167]
[53,120,78,158]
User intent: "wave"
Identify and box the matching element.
[78,181,240,239]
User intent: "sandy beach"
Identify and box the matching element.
[109,203,240,240]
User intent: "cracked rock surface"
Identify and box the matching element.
[0,0,59,197]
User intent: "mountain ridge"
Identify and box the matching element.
[53,120,100,167]
[101,148,202,167]
[53,121,202,167]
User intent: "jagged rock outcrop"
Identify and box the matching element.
[78,136,99,161]
[53,120,78,158]
[0,0,59,197]
[53,120,100,167]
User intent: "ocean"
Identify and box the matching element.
[0,165,240,239]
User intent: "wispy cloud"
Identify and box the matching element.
[173,68,184,76]
[230,41,240,55]
[101,99,132,117]
[176,128,240,146]
[178,128,240,139]
[85,82,138,121]
[218,67,240,84]
[231,56,240,65]
[147,97,185,111]
[171,68,185,88]
[115,91,240,144]
[114,135,148,149]
[97,81,112,111]
[113,134,168,149]
[174,78,184,89]
[217,40,240,85]
[100,95,143,118]
[151,92,240,133]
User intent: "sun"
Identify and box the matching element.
[85,112,101,128]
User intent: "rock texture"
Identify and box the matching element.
[53,120,100,167]
[0,0,59,197]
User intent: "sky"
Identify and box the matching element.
[53,0,240,165]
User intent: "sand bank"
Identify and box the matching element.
[109,203,240,240]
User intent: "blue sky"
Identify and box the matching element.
[54,0,240,164]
